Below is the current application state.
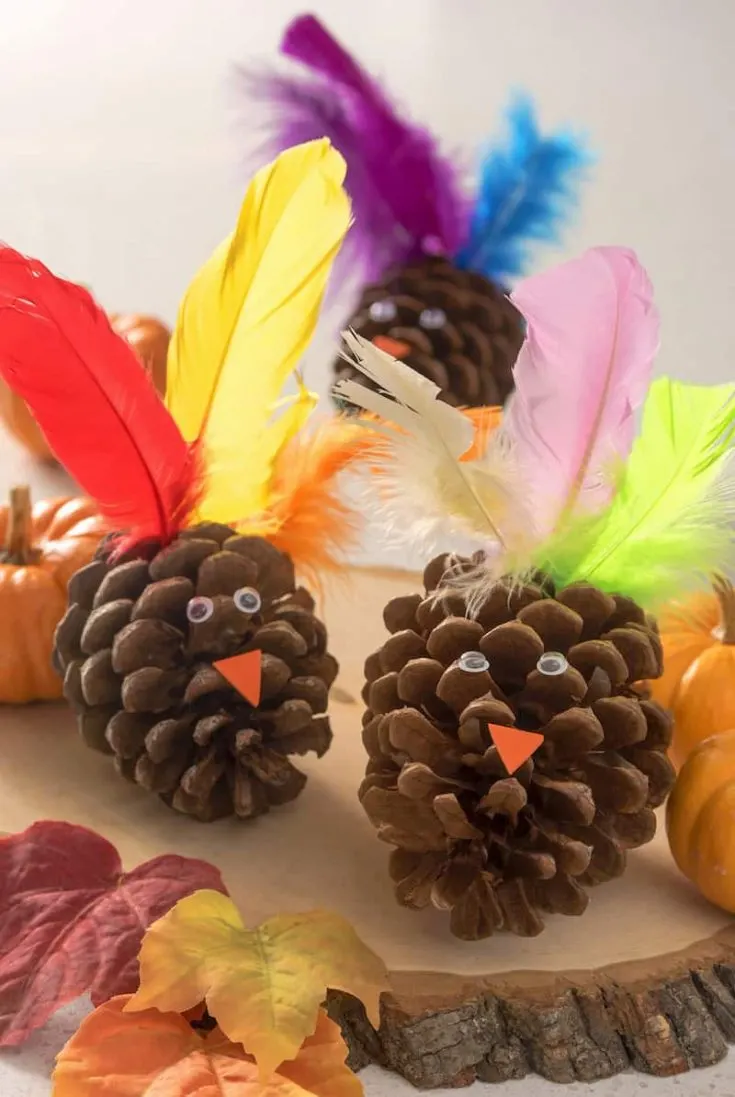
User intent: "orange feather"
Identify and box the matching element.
[240,417,385,588]
[361,404,502,466]
[460,405,503,461]
[240,405,500,587]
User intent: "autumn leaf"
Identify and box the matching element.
[52,996,259,1097]
[278,1012,363,1097]
[125,890,388,1078]
[0,821,227,1046]
[53,996,362,1097]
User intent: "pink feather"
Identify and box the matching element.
[502,246,659,540]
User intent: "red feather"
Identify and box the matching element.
[0,247,199,548]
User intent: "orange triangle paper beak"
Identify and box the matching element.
[213,650,262,707]
[489,723,544,776]
[372,334,411,359]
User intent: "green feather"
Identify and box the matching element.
[536,377,735,609]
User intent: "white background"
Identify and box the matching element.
[2,0,734,394]
[1,1,734,1093]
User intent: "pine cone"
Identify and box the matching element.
[53,524,337,823]
[359,554,676,939]
[333,257,523,409]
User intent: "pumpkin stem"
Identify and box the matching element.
[2,485,38,565]
[713,574,735,645]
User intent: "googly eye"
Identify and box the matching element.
[186,596,214,623]
[368,298,397,323]
[233,587,262,615]
[536,652,569,676]
[418,307,447,330]
[457,650,489,674]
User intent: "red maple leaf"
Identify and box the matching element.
[0,820,228,1046]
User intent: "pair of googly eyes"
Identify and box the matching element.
[186,587,262,624]
[368,299,447,330]
[457,651,569,677]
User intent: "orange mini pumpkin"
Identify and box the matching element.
[0,486,106,703]
[107,312,170,396]
[647,590,721,711]
[667,729,735,912]
[652,577,735,769]
[0,312,170,462]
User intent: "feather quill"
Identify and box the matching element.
[334,332,531,568]
[233,14,468,287]
[240,417,386,589]
[537,377,735,608]
[502,247,658,539]
[0,248,197,548]
[165,139,351,525]
[455,95,591,284]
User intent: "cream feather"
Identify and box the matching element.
[165,139,351,524]
[334,332,535,577]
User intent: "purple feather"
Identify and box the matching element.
[233,14,468,289]
[281,14,377,96]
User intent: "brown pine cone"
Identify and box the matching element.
[333,257,524,409]
[53,524,337,823]
[359,553,675,939]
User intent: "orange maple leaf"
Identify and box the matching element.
[52,996,362,1097]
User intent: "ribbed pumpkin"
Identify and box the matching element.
[667,729,735,912]
[0,487,106,702]
[647,591,721,711]
[651,578,735,769]
[0,312,170,461]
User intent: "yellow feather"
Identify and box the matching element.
[165,139,351,523]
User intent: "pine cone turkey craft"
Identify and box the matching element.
[0,139,373,823]
[236,14,588,409]
[361,553,674,939]
[55,529,337,822]
[338,246,735,937]
[338,259,523,408]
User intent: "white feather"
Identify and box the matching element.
[335,332,536,579]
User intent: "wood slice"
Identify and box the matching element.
[1,566,734,1087]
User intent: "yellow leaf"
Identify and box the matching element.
[53,998,361,1097]
[125,891,388,1080]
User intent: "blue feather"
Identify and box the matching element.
[455,94,592,284]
